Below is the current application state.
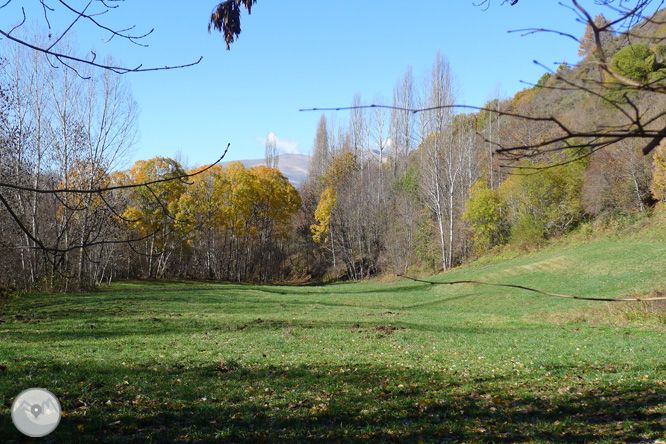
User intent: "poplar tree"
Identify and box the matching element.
[265,134,278,169]
[310,115,331,183]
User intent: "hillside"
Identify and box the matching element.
[502,7,666,161]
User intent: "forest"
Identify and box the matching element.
[2,9,666,292]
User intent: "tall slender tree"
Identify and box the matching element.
[309,114,331,184]
[419,51,458,271]
[390,66,416,175]
[265,133,278,169]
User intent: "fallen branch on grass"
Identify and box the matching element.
[397,275,666,302]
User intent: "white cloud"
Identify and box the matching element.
[259,133,301,155]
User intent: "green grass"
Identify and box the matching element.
[1,231,666,442]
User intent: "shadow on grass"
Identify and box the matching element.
[2,282,482,334]
[1,360,664,443]
[0,313,511,343]
[255,282,434,297]
[401,292,478,309]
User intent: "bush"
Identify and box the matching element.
[499,158,585,242]
[611,43,657,82]
[509,216,546,252]
[463,181,507,255]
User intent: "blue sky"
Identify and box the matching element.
[1,1,622,167]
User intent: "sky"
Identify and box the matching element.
[0,1,629,167]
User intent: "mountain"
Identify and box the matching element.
[222,154,310,186]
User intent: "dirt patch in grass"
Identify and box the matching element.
[363,310,409,317]
[350,323,406,338]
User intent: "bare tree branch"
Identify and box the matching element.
[0,146,229,263]
[508,28,580,42]
[1,0,203,74]
[474,0,519,10]
[398,275,666,302]
[0,145,229,195]
[0,29,203,74]
[53,0,154,47]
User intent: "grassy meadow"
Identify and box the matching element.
[2,222,666,442]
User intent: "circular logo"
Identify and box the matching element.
[11,388,61,437]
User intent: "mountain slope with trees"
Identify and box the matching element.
[296,8,666,281]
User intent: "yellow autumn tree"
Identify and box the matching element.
[224,161,258,241]
[250,165,302,241]
[247,166,302,280]
[462,180,505,255]
[578,14,614,58]
[120,157,187,277]
[176,161,301,281]
[310,152,357,244]
[311,187,336,243]
[177,164,223,237]
[650,141,666,203]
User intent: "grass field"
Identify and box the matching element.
[2,225,666,442]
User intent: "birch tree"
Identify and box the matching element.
[349,93,367,163]
[419,51,458,271]
[0,32,138,290]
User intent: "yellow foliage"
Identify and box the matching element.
[177,162,301,243]
[324,152,358,190]
[651,141,666,202]
[119,156,186,236]
[247,165,302,240]
[176,164,223,234]
[115,157,302,276]
[311,187,336,244]
[310,153,359,244]
[462,180,504,254]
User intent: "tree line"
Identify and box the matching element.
[4,8,666,291]
[298,28,666,280]
[0,32,301,291]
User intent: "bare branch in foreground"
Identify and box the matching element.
[300,103,666,162]
[1,0,205,74]
[0,146,229,256]
[398,275,666,302]
[0,144,230,195]
[0,29,203,74]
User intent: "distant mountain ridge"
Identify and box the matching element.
[221,154,310,186]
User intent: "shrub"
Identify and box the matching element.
[509,216,546,252]
[611,43,657,82]
[499,157,585,248]
[463,181,507,255]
